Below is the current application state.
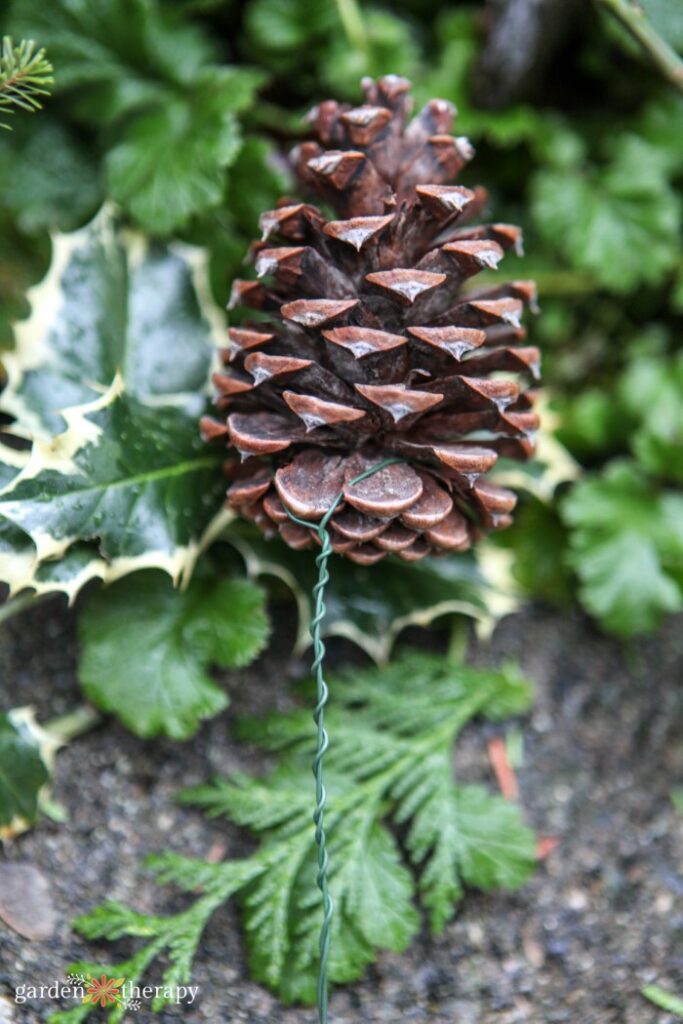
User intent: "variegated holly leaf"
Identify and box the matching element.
[229,527,520,662]
[0,208,229,596]
[0,381,226,585]
[0,452,37,593]
[0,709,50,839]
[0,705,101,838]
[2,207,223,438]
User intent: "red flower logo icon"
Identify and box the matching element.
[83,974,125,1007]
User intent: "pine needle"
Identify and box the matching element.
[0,36,53,129]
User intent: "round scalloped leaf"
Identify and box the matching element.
[78,569,270,739]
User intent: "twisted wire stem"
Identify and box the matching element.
[284,457,403,1024]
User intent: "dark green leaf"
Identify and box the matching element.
[323,9,421,98]
[8,2,263,232]
[78,569,270,738]
[106,69,263,234]
[231,527,515,661]
[8,0,216,106]
[531,136,681,291]
[562,461,683,633]
[224,137,291,236]
[0,389,225,581]
[0,118,102,233]
[3,210,221,435]
[502,498,573,606]
[0,710,49,835]
[245,0,337,64]
[619,352,683,482]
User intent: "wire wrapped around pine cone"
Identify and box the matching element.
[202,75,540,565]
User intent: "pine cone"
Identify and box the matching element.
[202,75,540,565]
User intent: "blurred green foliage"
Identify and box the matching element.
[1,0,682,635]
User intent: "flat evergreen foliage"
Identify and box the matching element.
[51,654,535,1018]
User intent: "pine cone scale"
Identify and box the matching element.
[343,459,423,516]
[275,451,347,518]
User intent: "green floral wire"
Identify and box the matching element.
[284,456,404,1024]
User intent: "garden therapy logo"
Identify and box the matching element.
[13,971,199,1010]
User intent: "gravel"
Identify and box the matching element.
[0,597,682,1024]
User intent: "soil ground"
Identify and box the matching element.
[0,598,682,1024]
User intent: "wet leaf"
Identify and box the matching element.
[0,209,228,597]
[0,118,102,234]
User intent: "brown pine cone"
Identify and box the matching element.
[202,75,540,565]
